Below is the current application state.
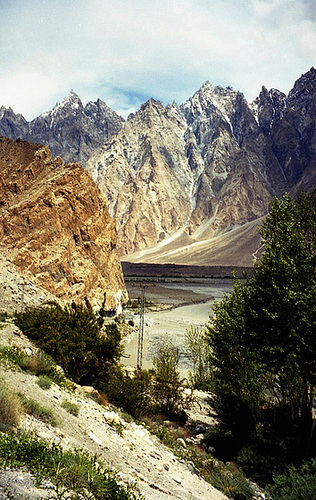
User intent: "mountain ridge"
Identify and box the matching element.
[0,68,315,267]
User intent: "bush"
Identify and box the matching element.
[152,341,186,420]
[0,383,22,431]
[36,375,53,390]
[106,367,154,418]
[61,400,79,417]
[14,302,123,389]
[268,459,316,500]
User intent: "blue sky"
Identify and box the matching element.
[0,0,315,119]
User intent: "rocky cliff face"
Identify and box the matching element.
[0,92,124,164]
[0,136,127,310]
[85,69,315,264]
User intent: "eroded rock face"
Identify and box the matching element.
[86,69,315,264]
[0,136,127,310]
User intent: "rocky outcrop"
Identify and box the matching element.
[0,136,127,310]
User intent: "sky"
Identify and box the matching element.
[0,0,315,119]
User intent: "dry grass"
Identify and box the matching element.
[0,383,23,431]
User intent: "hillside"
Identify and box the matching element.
[0,321,227,500]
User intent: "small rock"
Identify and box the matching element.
[186,461,200,475]
[207,446,216,454]
[176,437,187,449]
[172,476,182,484]
[88,432,102,445]
[195,423,206,434]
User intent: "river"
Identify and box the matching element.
[121,279,233,377]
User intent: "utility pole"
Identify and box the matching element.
[133,283,155,370]
[137,286,145,369]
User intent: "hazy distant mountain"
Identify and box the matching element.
[1,68,315,267]
[0,91,124,163]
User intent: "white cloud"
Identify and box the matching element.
[0,0,314,119]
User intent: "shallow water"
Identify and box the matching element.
[121,280,233,377]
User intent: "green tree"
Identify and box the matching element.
[152,340,185,418]
[206,189,316,452]
[206,277,264,439]
[184,326,212,390]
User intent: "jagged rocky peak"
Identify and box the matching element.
[286,66,316,108]
[180,81,238,124]
[257,86,286,135]
[0,106,28,139]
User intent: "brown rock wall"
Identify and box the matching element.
[0,136,127,310]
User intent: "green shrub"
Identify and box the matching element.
[36,375,53,390]
[61,400,79,417]
[268,459,316,500]
[106,367,154,418]
[14,302,123,389]
[0,383,22,431]
[18,393,58,427]
[0,433,142,499]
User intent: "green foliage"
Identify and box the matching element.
[205,189,316,482]
[14,302,123,389]
[61,400,80,417]
[0,383,22,431]
[18,393,58,426]
[0,432,142,499]
[36,375,53,390]
[206,277,264,439]
[185,326,213,390]
[106,367,154,418]
[152,340,185,419]
[268,459,316,500]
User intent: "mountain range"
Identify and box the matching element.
[1,67,315,268]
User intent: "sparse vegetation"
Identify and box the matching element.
[0,344,74,390]
[18,393,58,427]
[0,432,142,499]
[61,399,80,417]
[0,383,23,431]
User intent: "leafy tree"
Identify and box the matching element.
[206,277,264,439]
[185,326,213,390]
[206,189,316,454]
[249,190,316,430]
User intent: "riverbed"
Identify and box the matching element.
[121,279,233,377]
